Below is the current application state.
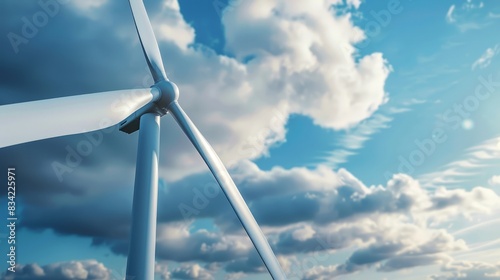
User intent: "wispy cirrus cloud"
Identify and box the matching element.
[319,99,425,169]
[472,45,500,70]
[419,136,500,188]
[445,0,492,32]
[446,5,457,23]
[319,113,392,168]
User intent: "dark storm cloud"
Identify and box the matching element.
[314,185,414,224]
[17,162,330,243]
[92,227,252,264]
[0,0,202,215]
[11,156,493,275]
[19,171,222,238]
[0,1,150,102]
[379,254,446,272]
[225,252,267,274]
[0,0,156,203]
[249,192,320,226]
[344,242,405,268]
[275,223,375,255]
[0,0,227,207]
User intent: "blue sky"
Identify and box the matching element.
[1,0,500,279]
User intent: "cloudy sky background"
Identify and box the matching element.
[1,0,500,279]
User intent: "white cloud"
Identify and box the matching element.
[419,136,500,187]
[462,0,485,11]
[291,225,316,242]
[221,0,389,129]
[320,112,393,168]
[426,186,500,225]
[2,260,113,280]
[0,0,393,182]
[489,175,500,186]
[71,0,107,10]
[153,0,195,51]
[346,0,362,9]
[472,45,500,70]
[431,260,500,279]
[5,1,500,278]
[489,12,500,18]
[15,156,500,277]
[320,98,425,168]
[105,0,391,180]
[446,5,456,23]
[155,262,172,280]
[445,1,490,31]
[171,263,214,280]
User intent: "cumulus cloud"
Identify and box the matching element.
[223,0,390,129]
[170,264,214,280]
[155,262,172,280]
[153,0,195,50]
[300,224,463,278]
[0,0,391,188]
[18,159,500,276]
[154,224,254,263]
[1,260,113,280]
[0,0,392,209]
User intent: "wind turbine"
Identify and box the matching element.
[0,0,287,279]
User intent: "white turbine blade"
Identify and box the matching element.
[168,101,287,280]
[129,0,168,82]
[0,88,156,148]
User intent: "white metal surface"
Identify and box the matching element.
[129,0,168,82]
[0,88,154,148]
[126,113,160,280]
[169,101,287,280]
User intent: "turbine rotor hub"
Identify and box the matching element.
[152,80,179,113]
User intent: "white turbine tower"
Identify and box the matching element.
[0,1,287,279]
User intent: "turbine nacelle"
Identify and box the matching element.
[119,80,179,134]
